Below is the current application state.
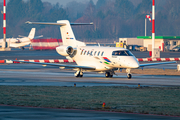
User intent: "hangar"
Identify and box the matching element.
[137,36,180,51]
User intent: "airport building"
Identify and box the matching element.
[137,36,180,51]
[118,36,180,51]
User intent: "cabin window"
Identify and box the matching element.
[90,51,93,56]
[80,50,83,55]
[87,51,90,55]
[94,51,97,56]
[84,51,87,55]
[112,50,133,56]
[101,52,104,56]
[97,51,100,56]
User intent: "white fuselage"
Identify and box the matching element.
[0,37,31,48]
[57,46,139,72]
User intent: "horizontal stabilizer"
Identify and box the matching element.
[26,21,93,26]
[33,35,43,39]
[26,21,66,26]
[18,35,26,38]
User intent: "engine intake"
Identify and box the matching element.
[56,45,77,57]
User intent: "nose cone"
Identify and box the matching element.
[124,57,139,68]
[131,61,139,68]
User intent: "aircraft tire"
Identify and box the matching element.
[127,74,132,79]
[75,72,80,77]
[75,74,80,77]
[21,47,25,50]
[105,72,110,78]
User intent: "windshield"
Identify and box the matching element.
[112,50,133,56]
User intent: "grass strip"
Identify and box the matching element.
[0,86,180,116]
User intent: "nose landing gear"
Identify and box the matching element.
[127,73,132,79]
[126,68,132,79]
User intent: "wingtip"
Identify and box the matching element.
[25,21,32,24]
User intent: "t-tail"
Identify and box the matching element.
[26,20,93,47]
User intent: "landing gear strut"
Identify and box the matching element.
[74,70,83,77]
[105,71,114,78]
[126,68,132,79]
[21,47,25,50]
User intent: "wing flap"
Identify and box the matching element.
[12,60,96,70]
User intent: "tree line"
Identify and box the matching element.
[0,0,180,42]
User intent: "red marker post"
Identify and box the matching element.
[2,0,7,49]
[152,0,155,58]
[102,102,106,108]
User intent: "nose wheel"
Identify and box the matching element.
[127,74,132,79]
[126,68,132,79]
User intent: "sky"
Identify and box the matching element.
[41,0,98,6]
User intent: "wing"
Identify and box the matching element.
[12,60,96,70]
[139,61,176,67]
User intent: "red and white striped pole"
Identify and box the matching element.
[152,0,155,58]
[2,0,7,49]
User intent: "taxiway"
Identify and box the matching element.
[1,50,180,119]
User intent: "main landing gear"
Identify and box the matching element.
[126,68,132,79]
[21,47,25,50]
[105,71,114,78]
[74,70,83,77]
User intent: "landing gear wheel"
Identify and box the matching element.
[127,74,132,79]
[75,73,80,77]
[105,72,113,78]
[79,72,83,77]
[21,47,25,50]
[105,72,110,78]
[75,71,83,77]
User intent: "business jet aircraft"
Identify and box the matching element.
[0,28,42,50]
[14,20,175,79]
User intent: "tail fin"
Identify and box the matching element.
[26,20,93,47]
[58,20,77,47]
[28,28,36,39]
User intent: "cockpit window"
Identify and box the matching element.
[112,50,133,56]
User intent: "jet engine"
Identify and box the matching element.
[56,45,77,57]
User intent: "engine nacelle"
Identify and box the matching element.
[56,45,76,57]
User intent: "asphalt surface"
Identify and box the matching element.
[0,105,179,120]
[0,49,180,119]
[0,64,180,86]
